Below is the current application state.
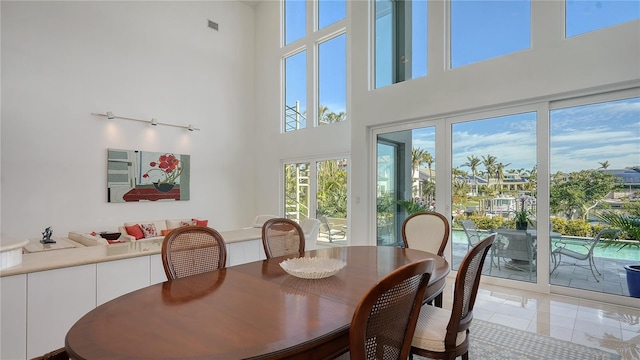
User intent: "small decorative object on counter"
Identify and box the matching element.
[41,226,56,244]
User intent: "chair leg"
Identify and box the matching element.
[590,255,602,276]
[434,292,443,308]
[462,351,469,360]
[589,256,601,282]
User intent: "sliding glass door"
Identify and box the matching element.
[376,126,437,247]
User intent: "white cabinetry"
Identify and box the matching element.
[97,257,150,306]
[227,239,265,267]
[150,253,167,285]
[27,264,96,359]
[1,274,27,359]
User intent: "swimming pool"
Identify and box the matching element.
[451,229,638,261]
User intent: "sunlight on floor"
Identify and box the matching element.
[439,282,640,359]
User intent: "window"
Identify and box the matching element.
[285,0,305,45]
[285,163,310,220]
[375,0,427,88]
[549,95,640,296]
[566,0,640,37]
[282,0,347,132]
[319,0,346,29]
[285,51,307,131]
[451,111,538,283]
[376,126,436,246]
[318,34,346,125]
[450,0,530,68]
[284,158,348,245]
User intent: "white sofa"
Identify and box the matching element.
[118,219,202,242]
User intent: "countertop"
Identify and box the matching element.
[0,227,262,277]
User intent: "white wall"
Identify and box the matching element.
[253,1,640,245]
[1,1,256,238]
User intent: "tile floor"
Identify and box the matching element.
[438,282,640,359]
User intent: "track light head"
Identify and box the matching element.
[106,111,115,119]
[151,118,158,126]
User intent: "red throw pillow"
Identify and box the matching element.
[192,218,208,227]
[125,224,144,240]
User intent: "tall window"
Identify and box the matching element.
[451,111,538,283]
[566,0,640,37]
[284,0,305,45]
[319,34,346,125]
[284,158,348,246]
[285,51,307,131]
[375,0,427,88]
[285,163,310,220]
[450,0,531,68]
[282,0,347,131]
[376,127,436,246]
[549,95,640,297]
[319,0,346,29]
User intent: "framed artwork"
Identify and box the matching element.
[107,148,191,203]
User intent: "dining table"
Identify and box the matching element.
[65,245,449,359]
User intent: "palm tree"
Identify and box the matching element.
[598,161,610,169]
[495,162,511,192]
[463,155,481,195]
[482,154,497,188]
[411,148,426,197]
[423,151,434,181]
[318,104,346,124]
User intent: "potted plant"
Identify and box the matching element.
[514,196,533,230]
[596,210,640,298]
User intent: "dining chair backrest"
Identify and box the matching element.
[161,225,227,280]
[32,347,69,360]
[349,259,435,360]
[262,218,305,258]
[446,233,495,347]
[401,212,449,257]
[409,234,494,360]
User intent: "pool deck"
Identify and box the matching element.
[450,240,636,297]
[318,231,636,297]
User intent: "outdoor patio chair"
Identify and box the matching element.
[551,228,620,282]
[161,225,227,280]
[300,218,321,251]
[461,220,482,251]
[491,229,536,281]
[347,259,435,360]
[262,218,305,258]
[410,234,495,360]
[319,215,346,242]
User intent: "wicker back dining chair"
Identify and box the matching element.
[161,225,227,280]
[348,258,435,360]
[410,233,495,360]
[31,347,69,360]
[402,212,450,257]
[262,218,305,259]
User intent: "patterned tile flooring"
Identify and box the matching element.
[439,282,640,359]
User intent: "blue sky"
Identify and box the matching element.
[285,0,639,137]
[409,98,640,175]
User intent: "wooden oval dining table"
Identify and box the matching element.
[65,246,449,359]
